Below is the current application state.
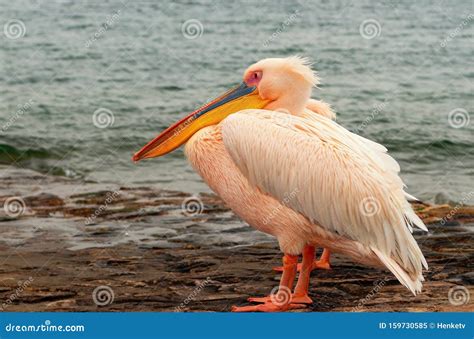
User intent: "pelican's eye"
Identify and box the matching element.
[246,71,262,86]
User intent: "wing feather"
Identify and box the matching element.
[221,110,428,280]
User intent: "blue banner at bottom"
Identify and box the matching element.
[0,312,471,339]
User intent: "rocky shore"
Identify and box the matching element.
[0,168,472,312]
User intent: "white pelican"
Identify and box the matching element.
[133,57,428,312]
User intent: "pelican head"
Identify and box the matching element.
[133,56,318,161]
[243,57,318,115]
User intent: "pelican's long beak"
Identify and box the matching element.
[132,82,268,161]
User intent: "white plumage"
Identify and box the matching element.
[134,56,430,309]
[222,110,428,294]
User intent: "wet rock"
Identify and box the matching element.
[24,193,64,208]
[0,168,472,311]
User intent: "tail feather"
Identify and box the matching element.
[404,192,421,203]
[405,206,429,233]
[371,247,424,295]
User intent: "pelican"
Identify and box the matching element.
[133,57,428,312]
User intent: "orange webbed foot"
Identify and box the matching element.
[231,301,307,312]
[291,294,313,304]
[247,294,312,304]
[233,251,314,312]
[247,295,272,303]
[312,259,331,270]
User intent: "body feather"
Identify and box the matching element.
[221,110,428,293]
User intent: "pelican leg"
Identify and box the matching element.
[313,248,331,270]
[273,247,331,272]
[251,245,315,305]
[291,245,315,304]
[231,254,306,312]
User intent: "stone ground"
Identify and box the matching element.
[0,169,472,312]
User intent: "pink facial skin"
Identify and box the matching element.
[245,71,262,87]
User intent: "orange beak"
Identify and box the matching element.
[132,82,268,161]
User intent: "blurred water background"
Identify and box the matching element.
[1,0,473,203]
